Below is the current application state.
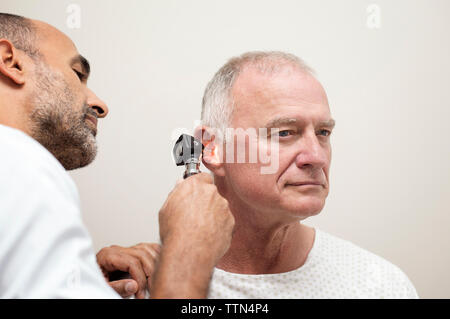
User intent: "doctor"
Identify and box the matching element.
[0,13,234,298]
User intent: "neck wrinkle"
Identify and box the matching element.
[216,200,313,274]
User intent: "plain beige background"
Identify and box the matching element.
[1,0,449,298]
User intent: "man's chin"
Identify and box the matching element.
[281,197,326,218]
[58,151,95,171]
[52,136,98,171]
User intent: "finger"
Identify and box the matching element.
[139,243,161,260]
[141,248,159,292]
[135,244,161,293]
[151,243,162,254]
[104,253,148,299]
[109,279,138,298]
[130,247,156,279]
[125,256,149,299]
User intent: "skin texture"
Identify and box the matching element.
[0,18,235,298]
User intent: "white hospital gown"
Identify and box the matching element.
[208,228,418,299]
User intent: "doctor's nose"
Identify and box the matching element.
[86,88,109,118]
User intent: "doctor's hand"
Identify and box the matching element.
[151,172,235,298]
[96,243,160,299]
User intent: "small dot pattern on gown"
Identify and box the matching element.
[208,229,418,299]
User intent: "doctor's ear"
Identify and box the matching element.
[0,39,26,86]
[195,126,225,177]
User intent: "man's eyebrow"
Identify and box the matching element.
[70,54,91,77]
[318,119,336,129]
[264,117,298,128]
[264,117,336,129]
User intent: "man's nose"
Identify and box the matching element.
[86,88,109,118]
[294,132,328,170]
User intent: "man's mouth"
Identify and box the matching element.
[85,114,98,127]
[286,181,324,188]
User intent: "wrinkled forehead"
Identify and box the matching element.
[234,65,328,104]
[31,19,79,60]
[230,66,331,125]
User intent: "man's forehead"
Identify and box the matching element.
[231,66,330,124]
[233,66,327,104]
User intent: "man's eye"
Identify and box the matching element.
[318,129,331,137]
[278,130,294,137]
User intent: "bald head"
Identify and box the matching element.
[0,13,79,61]
[201,51,318,139]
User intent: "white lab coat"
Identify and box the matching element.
[0,124,119,298]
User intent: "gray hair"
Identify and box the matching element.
[200,51,315,140]
[0,12,38,57]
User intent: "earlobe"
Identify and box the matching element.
[0,39,26,86]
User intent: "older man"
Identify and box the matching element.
[200,51,418,298]
[101,51,418,298]
[0,13,234,298]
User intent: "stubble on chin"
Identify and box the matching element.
[30,106,98,170]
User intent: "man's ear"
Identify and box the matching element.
[195,126,226,177]
[0,39,26,86]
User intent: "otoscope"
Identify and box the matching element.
[172,134,204,178]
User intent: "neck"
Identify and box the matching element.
[0,91,30,134]
[215,197,315,274]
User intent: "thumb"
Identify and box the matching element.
[109,279,138,298]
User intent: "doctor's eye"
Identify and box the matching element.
[73,69,86,81]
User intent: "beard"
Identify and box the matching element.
[29,59,98,170]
